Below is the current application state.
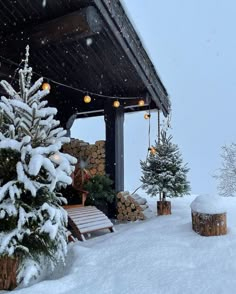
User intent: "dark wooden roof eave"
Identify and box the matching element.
[0,0,170,117]
[93,0,170,116]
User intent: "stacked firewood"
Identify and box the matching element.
[117,191,152,221]
[63,139,106,176]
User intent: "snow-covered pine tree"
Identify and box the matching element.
[140,131,190,200]
[0,46,77,286]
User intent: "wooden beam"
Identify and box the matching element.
[0,6,103,56]
[76,109,104,119]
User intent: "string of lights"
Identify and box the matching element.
[0,52,163,195]
[0,54,147,102]
[0,53,163,125]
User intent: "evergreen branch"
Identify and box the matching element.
[0,80,20,99]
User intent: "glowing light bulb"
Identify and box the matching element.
[84,95,91,103]
[51,153,61,163]
[144,113,151,119]
[42,82,51,91]
[113,100,120,108]
[138,99,145,106]
[148,146,156,154]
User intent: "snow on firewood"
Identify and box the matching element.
[117,191,152,221]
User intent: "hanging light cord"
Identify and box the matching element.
[0,55,160,197]
[131,100,152,195]
[0,55,145,100]
[146,99,151,159]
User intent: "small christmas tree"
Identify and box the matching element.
[0,46,77,287]
[140,131,190,201]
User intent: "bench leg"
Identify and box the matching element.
[109,227,115,233]
[81,234,86,241]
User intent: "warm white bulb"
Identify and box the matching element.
[51,153,61,163]
[113,100,120,108]
[144,113,151,119]
[42,83,51,91]
[138,99,145,106]
[84,95,91,103]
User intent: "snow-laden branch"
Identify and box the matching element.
[214,143,236,196]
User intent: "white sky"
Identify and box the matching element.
[72,0,236,195]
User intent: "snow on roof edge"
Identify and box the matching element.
[119,0,169,98]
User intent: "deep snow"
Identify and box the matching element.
[190,194,227,214]
[2,194,236,294]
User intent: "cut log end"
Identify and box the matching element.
[116,191,150,222]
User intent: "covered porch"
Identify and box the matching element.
[0,0,170,192]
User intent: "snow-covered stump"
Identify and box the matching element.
[191,211,227,236]
[0,257,18,290]
[157,201,171,215]
[190,195,227,237]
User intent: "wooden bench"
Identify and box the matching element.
[64,205,115,241]
[63,190,115,241]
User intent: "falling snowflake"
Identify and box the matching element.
[42,0,46,7]
[86,38,93,46]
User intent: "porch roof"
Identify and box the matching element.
[0,0,170,127]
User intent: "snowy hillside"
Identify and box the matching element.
[3,195,236,294]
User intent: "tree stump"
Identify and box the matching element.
[157,201,171,215]
[0,256,18,290]
[191,210,227,236]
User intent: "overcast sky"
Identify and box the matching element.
[72,0,236,196]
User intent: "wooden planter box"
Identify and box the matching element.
[191,210,227,236]
[0,256,18,290]
[157,201,171,215]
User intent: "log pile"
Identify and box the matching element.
[116,191,152,221]
[63,139,106,179]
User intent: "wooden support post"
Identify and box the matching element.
[115,106,124,192]
[104,102,124,217]
[158,109,161,145]
[104,102,124,191]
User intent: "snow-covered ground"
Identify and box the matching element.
[3,195,236,294]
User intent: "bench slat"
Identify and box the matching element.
[80,224,113,234]
[71,215,108,223]
[68,210,103,216]
[66,207,98,214]
[75,219,113,229]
